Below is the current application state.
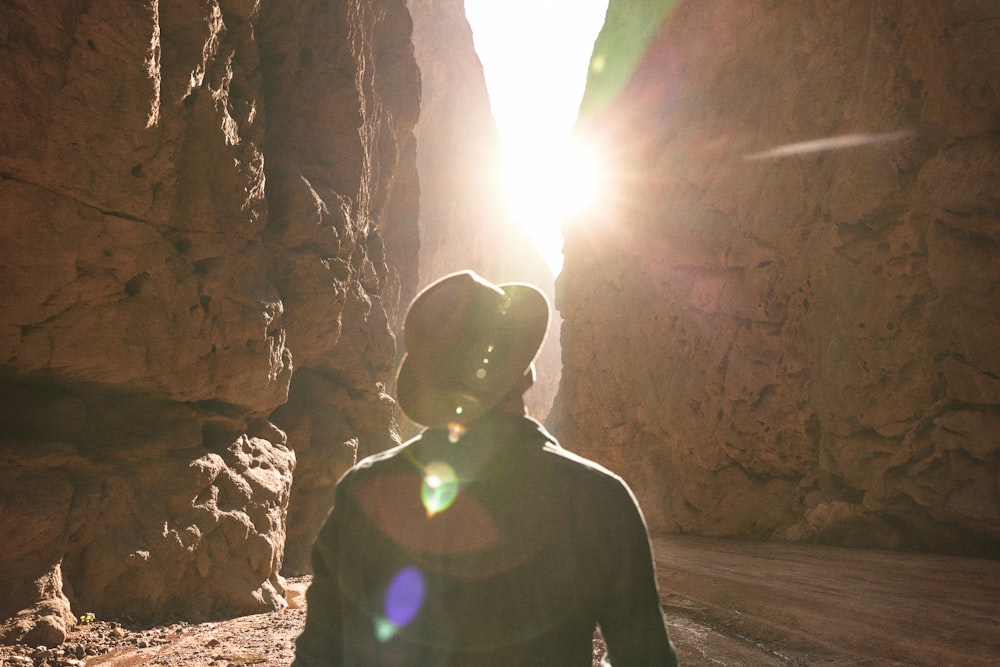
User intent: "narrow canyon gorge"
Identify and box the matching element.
[1,0,997,663]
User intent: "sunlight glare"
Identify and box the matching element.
[465,0,609,276]
[503,137,601,222]
[501,136,603,274]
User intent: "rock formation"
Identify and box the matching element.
[553,0,1000,556]
[258,0,420,575]
[408,0,560,423]
[0,0,419,645]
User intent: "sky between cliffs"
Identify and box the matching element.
[464,0,609,276]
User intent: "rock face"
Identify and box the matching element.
[258,0,420,575]
[553,0,1000,556]
[408,0,560,423]
[1,0,418,644]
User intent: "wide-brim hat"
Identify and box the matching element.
[396,270,549,429]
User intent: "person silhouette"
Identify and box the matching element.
[292,270,678,666]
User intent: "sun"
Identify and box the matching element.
[501,135,603,275]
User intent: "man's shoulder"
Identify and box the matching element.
[540,438,637,499]
[338,438,415,486]
[542,440,618,478]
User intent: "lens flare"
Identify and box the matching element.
[448,422,466,443]
[744,129,916,160]
[375,566,426,642]
[421,461,459,516]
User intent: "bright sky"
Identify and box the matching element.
[464,0,609,276]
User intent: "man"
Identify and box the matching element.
[292,270,677,666]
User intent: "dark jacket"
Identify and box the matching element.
[292,413,678,666]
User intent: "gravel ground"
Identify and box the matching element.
[0,579,309,667]
[4,537,996,666]
[0,576,612,667]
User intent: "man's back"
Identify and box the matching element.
[293,413,677,666]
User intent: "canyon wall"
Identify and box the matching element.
[553,0,1000,556]
[0,0,419,645]
[408,0,560,423]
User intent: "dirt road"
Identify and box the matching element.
[655,535,1000,666]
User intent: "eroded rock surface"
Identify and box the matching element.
[1,0,419,643]
[0,386,295,643]
[554,0,1000,556]
[257,0,420,575]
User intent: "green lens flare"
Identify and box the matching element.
[375,616,397,642]
[577,0,679,123]
[421,461,459,516]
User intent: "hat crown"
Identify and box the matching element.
[396,271,549,428]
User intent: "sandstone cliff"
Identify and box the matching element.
[0,0,418,645]
[553,0,1000,556]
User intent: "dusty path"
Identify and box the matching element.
[9,536,997,666]
[655,535,1000,666]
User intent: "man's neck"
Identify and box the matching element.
[491,394,527,417]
